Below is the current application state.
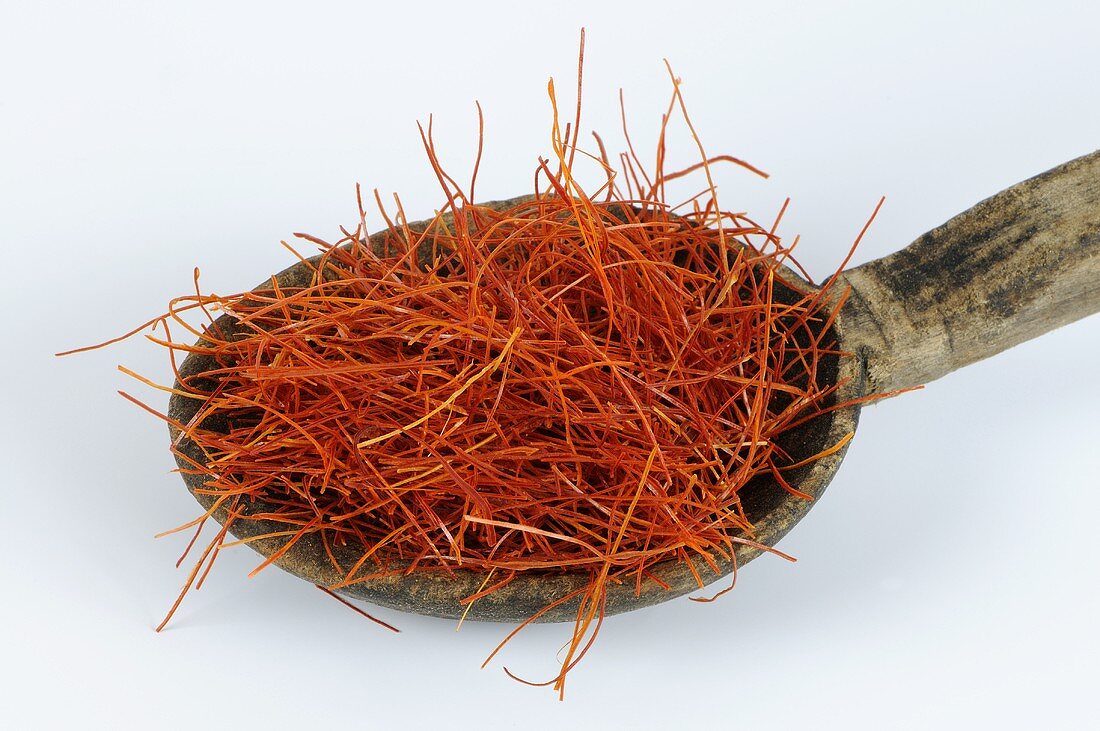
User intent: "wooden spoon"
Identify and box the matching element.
[168,150,1100,623]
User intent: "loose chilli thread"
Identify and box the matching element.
[62,39,889,697]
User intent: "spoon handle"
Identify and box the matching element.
[836,149,1100,393]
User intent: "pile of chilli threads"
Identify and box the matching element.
[110,65,863,695]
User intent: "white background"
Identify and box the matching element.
[3,1,1098,728]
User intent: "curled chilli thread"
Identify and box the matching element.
[62,38,886,698]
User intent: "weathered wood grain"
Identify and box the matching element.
[838,150,1100,393]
